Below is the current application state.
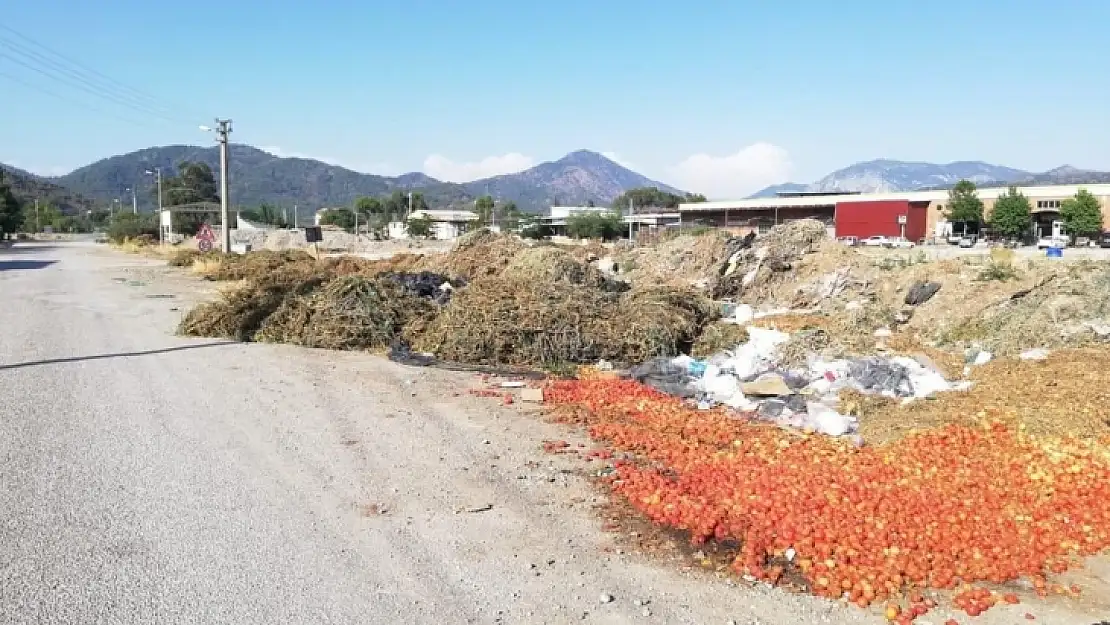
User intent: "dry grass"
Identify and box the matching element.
[691,322,749,358]
[256,275,434,350]
[414,277,713,367]
[420,229,525,280]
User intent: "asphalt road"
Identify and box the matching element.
[0,242,1101,625]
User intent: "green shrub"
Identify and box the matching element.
[106,213,159,243]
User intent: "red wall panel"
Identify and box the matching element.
[835,200,914,239]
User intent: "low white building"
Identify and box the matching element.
[388,209,480,240]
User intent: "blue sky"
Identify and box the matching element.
[2,0,1109,198]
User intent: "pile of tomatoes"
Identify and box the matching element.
[544,379,1110,612]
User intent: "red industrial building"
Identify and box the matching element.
[676,189,943,241]
[833,199,927,241]
[675,185,1110,242]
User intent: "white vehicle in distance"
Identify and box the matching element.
[861,235,891,247]
[887,237,916,249]
[1037,235,1067,249]
[837,236,860,247]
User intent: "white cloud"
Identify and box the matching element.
[259,146,397,176]
[422,152,535,182]
[668,143,793,199]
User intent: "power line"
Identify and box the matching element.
[0,23,205,123]
[0,69,166,130]
[0,49,186,125]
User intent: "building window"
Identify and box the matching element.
[937,204,944,212]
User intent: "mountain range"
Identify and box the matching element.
[750,160,1110,198]
[2,147,679,216]
[6,148,1110,217]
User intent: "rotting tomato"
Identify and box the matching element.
[535,379,1110,612]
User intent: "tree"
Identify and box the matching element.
[406,214,433,238]
[1060,189,1104,237]
[239,202,285,226]
[162,162,219,206]
[355,196,384,217]
[0,171,23,239]
[611,187,704,212]
[988,186,1032,240]
[475,195,495,225]
[382,191,426,219]
[499,200,524,231]
[318,209,355,232]
[946,180,984,224]
[20,200,62,233]
[566,212,623,240]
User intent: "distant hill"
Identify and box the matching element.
[37,146,681,215]
[747,159,1110,199]
[0,164,97,214]
[749,160,1033,198]
[53,145,474,216]
[462,150,683,208]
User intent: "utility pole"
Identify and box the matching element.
[628,198,634,241]
[131,187,138,214]
[407,192,413,219]
[215,119,233,252]
[293,204,298,229]
[34,199,40,233]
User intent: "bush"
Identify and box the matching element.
[520,223,553,239]
[106,213,159,243]
[566,212,623,240]
[977,260,1019,282]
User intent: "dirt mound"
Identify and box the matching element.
[936,260,1110,355]
[713,219,838,300]
[617,229,733,287]
[420,229,525,281]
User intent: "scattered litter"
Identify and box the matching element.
[733,303,754,325]
[500,381,527,388]
[465,504,493,513]
[1020,348,1050,361]
[145,294,176,299]
[521,388,545,403]
[904,281,941,305]
[741,373,792,397]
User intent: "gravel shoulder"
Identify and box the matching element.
[1,241,1104,624]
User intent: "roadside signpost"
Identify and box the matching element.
[197,223,215,252]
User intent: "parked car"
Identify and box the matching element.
[837,236,859,247]
[862,235,890,247]
[887,237,916,249]
[1037,236,1067,249]
[958,235,977,248]
[1100,232,1110,248]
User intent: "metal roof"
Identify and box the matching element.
[679,183,1110,212]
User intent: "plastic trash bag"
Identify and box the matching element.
[805,401,857,436]
[630,357,697,398]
